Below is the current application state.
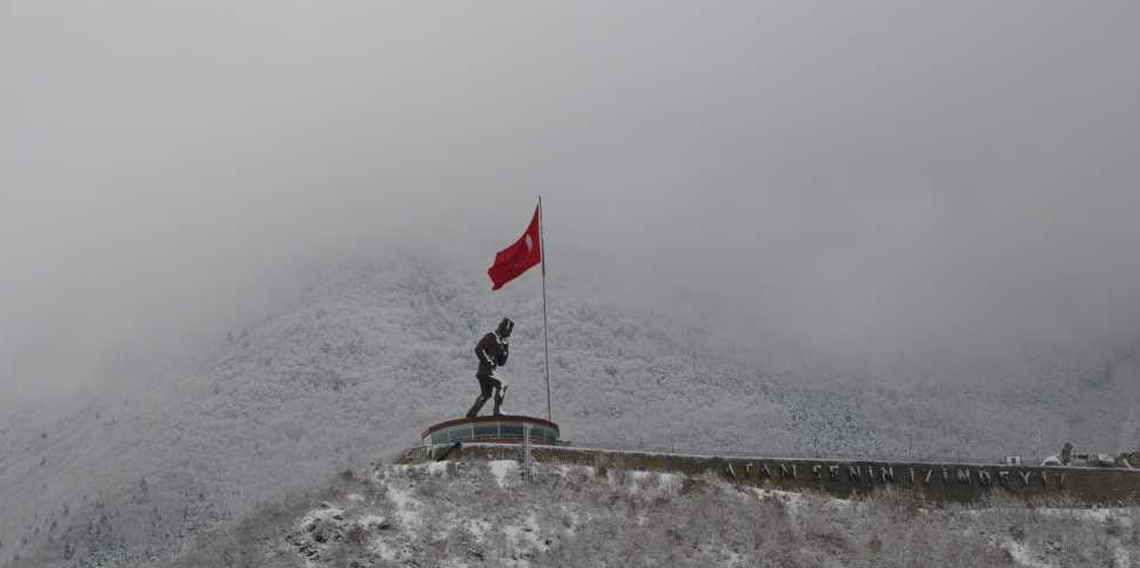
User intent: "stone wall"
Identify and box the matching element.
[398,443,1140,507]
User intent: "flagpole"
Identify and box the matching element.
[539,196,552,422]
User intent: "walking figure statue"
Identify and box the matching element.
[466,318,513,417]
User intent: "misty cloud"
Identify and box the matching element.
[3,2,1139,408]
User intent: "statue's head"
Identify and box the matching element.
[1061,442,1073,463]
[496,317,514,339]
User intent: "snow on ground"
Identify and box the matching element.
[1036,506,1131,524]
[657,471,682,492]
[558,505,582,536]
[969,505,1140,567]
[467,518,491,543]
[500,512,548,568]
[488,460,520,489]
[437,560,470,568]
[749,487,810,514]
[356,513,388,529]
[386,485,423,533]
[433,511,461,540]
[553,463,597,480]
[723,549,748,567]
[628,470,653,491]
[296,505,344,532]
[1113,547,1131,568]
[273,460,1140,568]
[428,460,451,476]
[368,536,397,562]
[1036,508,1136,568]
[747,485,860,519]
[609,469,685,501]
[1002,540,1054,568]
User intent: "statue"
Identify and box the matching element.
[1041,442,1073,466]
[1118,445,1140,469]
[466,318,513,418]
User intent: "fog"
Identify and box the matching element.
[3,2,1139,410]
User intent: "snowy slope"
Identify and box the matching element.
[164,459,1140,568]
[1,252,1137,567]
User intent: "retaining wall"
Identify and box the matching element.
[398,443,1140,507]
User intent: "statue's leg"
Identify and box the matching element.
[467,376,493,418]
[492,381,507,416]
[466,394,488,418]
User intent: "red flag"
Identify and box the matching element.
[488,204,542,290]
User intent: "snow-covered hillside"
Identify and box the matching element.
[163,459,1140,567]
[2,252,1138,567]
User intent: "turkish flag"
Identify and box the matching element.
[488,204,542,290]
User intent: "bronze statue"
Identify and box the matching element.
[466,318,513,417]
[1042,442,1074,466]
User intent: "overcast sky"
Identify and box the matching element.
[3,2,1139,406]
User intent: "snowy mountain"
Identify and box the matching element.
[2,252,1138,567]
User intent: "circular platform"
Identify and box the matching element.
[422,415,560,446]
